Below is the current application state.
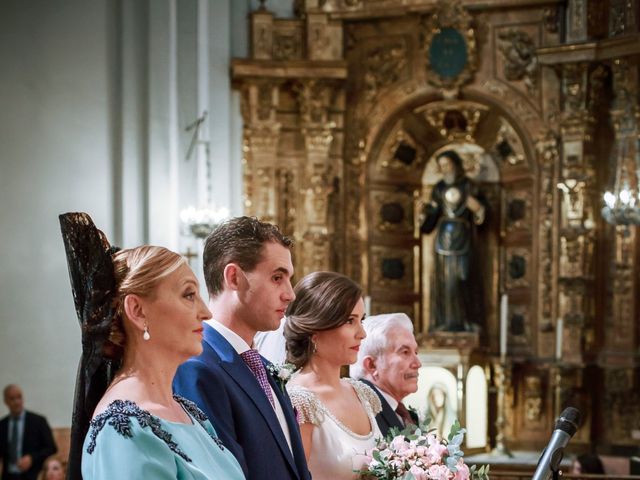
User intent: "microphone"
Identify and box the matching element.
[532,407,581,480]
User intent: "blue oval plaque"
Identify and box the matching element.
[428,27,468,79]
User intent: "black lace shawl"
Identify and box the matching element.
[59,212,121,480]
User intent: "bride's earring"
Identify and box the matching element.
[312,340,317,354]
[143,323,151,341]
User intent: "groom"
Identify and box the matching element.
[174,216,310,480]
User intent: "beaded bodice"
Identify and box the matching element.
[85,395,225,463]
[288,378,381,438]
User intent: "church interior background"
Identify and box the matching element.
[1,0,639,473]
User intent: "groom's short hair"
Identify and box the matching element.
[203,216,292,296]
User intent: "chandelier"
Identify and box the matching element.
[180,205,230,239]
[602,134,640,226]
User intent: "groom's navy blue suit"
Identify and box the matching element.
[174,323,310,480]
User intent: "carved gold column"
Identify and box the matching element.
[234,4,347,274]
[601,58,640,446]
[241,82,282,224]
[556,62,600,367]
[295,80,338,275]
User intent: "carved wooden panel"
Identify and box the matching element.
[370,189,416,237]
[370,245,416,292]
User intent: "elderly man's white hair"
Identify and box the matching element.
[350,312,414,379]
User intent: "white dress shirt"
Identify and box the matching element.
[375,385,405,424]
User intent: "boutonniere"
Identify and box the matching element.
[266,362,298,392]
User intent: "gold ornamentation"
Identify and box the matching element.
[495,120,526,166]
[421,1,477,93]
[419,100,489,142]
[307,13,343,61]
[543,6,560,33]
[535,131,559,345]
[557,179,587,229]
[497,29,538,93]
[273,27,304,61]
[505,247,530,289]
[251,11,273,60]
[480,80,539,122]
[524,376,543,423]
[376,128,424,174]
[370,190,415,234]
[370,246,414,290]
[363,40,408,100]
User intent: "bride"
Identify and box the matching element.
[284,272,381,480]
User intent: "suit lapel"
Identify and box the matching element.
[361,379,404,433]
[204,325,299,478]
[264,360,303,476]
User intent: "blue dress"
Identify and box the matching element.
[82,395,245,479]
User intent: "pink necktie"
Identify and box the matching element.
[240,349,275,408]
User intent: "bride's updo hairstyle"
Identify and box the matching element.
[284,271,362,369]
[106,246,186,357]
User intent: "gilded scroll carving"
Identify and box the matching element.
[296,80,340,274]
[535,131,559,340]
[497,30,538,93]
[273,27,304,61]
[363,40,408,100]
[420,100,489,142]
[604,369,640,445]
[524,376,543,423]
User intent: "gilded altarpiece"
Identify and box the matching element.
[233,0,640,452]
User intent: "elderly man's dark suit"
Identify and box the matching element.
[360,379,418,437]
[0,411,57,480]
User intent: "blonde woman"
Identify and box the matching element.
[60,213,244,480]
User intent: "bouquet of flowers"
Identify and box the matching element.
[358,420,490,480]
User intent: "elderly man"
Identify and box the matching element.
[351,313,422,437]
[0,384,57,480]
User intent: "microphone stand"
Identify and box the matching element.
[492,357,514,457]
[551,362,565,480]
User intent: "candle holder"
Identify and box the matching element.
[492,358,514,457]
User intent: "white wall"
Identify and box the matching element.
[0,0,114,427]
[0,0,251,427]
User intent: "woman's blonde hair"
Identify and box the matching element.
[104,246,186,356]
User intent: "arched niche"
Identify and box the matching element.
[404,365,458,439]
[466,365,488,449]
[364,92,538,359]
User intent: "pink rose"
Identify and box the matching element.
[391,435,408,452]
[428,463,453,480]
[409,465,428,480]
[425,442,447,465]
[454,460,470,480]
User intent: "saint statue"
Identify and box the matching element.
[420,150,487,332]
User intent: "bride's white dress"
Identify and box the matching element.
[288,378,382,480]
